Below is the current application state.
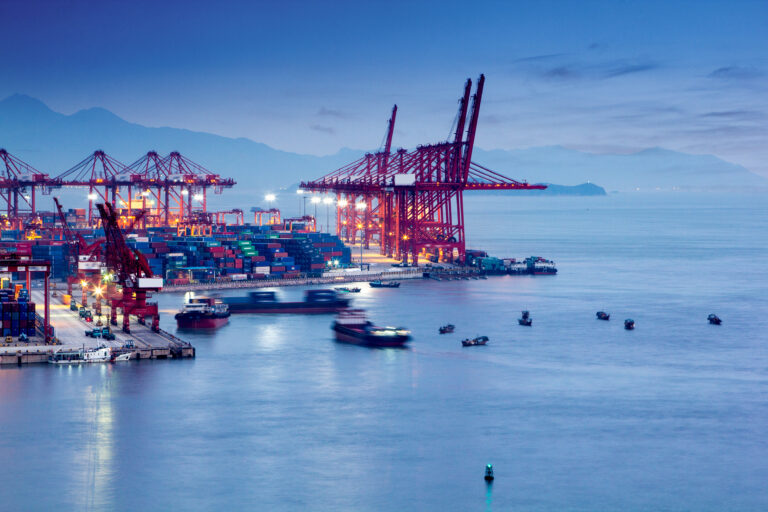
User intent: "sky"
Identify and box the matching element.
[1,0,767,176]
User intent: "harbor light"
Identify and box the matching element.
[311,196,321,204]
[193,193,204,201]
[87,193,98,200]
[337,198,349,208]
[80,280,88,288]
[181,189,189,195]
[296,189,304,194]
[141,190,150,196]
[92,286,104,297]
[323,197,333,205]
[355,202,366,211]
[265,193,276,202]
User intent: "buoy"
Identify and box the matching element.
[484,463,494,481]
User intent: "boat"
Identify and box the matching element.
[175,296,230,329]
[518,310,532,326]
[484,464,495,482]
[112,352,132,362]
[332,309,411,347]
[222,289,349,314]
[596,311,610,321]
[462,336,489,347]
[624,319,635,330]
[48,345,112,364]
[707,314,722,325]
[529,256,558,275]
[439,324,455,334]
[334,286,361,294]
[369,280,401,288]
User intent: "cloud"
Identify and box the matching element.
[525,58,658,82]
[511,53,567,63]
[700,110,766,121]
[316,107,348,119]
[708,66,763,79]
[604,63,658,78]
[310,124,335,134]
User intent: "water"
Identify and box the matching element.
[2,193,767,511]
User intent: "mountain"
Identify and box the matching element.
[477,182,607,196]
[0,94,764,211]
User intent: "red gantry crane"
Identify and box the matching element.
[0,149,61,228]
[97,202,162,333]
[300,75,547,265]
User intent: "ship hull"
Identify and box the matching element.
[226,300,349,314]
[175,314,229,329]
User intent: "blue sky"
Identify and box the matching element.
[1,0,767,175]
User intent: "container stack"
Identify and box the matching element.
[0,288,36,338]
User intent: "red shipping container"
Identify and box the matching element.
[267,243,281,249]
[274,252,288,257]
[310,263,325,269]
[270,266,286,272]
[235,260,243,268]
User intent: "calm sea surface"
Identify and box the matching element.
[2,193,767,511]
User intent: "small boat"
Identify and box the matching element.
[334,287,361,294]
[462,336,489,347]
[369,280,400,288]
[112,352,132,362]
[484,464,495,482]
[439,324,455,334]
[518,310,532,326]
[596,311,610,321]
[624,319,635,330]
[707,314,722,325]
[332,309,411,347]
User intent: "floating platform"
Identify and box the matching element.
[0,291,194,365]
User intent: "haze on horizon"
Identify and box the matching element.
[1,0,766,177]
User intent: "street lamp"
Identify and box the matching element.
[323,196,333,233]
[265,193,276,203]
[297,189,307,216]
[311,196,321,230]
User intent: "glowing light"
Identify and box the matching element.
[87,193,98,200]
[311,196,321,204]
[265,193,276,202]
[357,223,363,229]
[323,197,333,205]
[181,190,189,195]
[355,202,367,211]
[193,194,204,201]
[92,286,104,297]
[141,190,150,196]
[296,189,304,195]
[337,199,349,208]
[80,280,88,288]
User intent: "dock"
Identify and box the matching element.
[0,290,194,365]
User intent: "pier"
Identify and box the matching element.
[0,290,194,365]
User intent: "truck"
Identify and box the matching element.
[85,327,115,340]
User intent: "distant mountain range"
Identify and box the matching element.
[0,94,764,211]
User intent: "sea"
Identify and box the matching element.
[1,193,766,511]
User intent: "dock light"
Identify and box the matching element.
[87,193,98,200]
[181,189,189,195]
[80,280,88,288]
[323,197,333,205]
[296,189,304,195]
[355,202,367,211]
[23,195,30,200]
[311,196,321,204]
[357,223,363,229]
[93,286,103,297]
[337,198,349,208]
[265,193,276,202]
[193,193,204,201]
[141,190,150,196]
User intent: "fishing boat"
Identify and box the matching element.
[334,287,361,294]
[624,319,635,330]
[332,309,411,347]
[518,310,532,326]
[462,336,489,347]
[707,314,722,325]
[596,311,610,321]
[439,324,455,334]
[369,280,400,288]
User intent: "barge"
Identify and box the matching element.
[332,309,411,347]
[176,296,230,329]
[222,289,349,314]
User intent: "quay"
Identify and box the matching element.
[0,290,194,366]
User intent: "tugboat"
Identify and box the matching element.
[223,289,349,314]
[596,311,610,321]
[518,310,532,326]
[707,314,722,325]
[462,336,489,347]
[624,319,635,330]
[484,464,495,482]
[439,324,455,334]
[332,309,411,347]
[48,345,112,364]
[369,280,401,288]
[175,296,230,329]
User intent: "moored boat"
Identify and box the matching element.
[223,289,349,314]
[48,345,112,364]
[332,309,411,347]
[175,296,230,329]
[462,336,489,347]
